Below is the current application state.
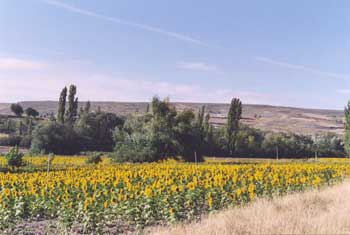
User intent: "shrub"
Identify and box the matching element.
[5,146,24,168]
[0,135,22,146]
[31,122,83,155]
[76,112,125,152]
[19,135,32,148]
[113,130,157,163]
[25,107,39,118]
[86,153,103,164]
[10,104,23,117]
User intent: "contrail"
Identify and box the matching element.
[255,56,348,80]
[41,0,209,47]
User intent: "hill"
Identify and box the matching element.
[0,101,344,136]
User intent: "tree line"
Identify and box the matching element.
[0,85,347,161]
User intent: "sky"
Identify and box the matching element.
[1,0,350,109]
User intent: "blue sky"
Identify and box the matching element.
[1,0,350,109]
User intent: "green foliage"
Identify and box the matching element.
[86,153,103,164]
[65,85,78,125]
[344,101,350,157]
[84,101,91,114]
[19,135,32,148]
[313,132,344,158]
[25,107,39,118]
[113,97,205,163]
[5,146,24,168]
[175,109,204,162]
[0,118,17,134]
[76,112,124,152]
[31,122,82,155]
[113,129,156,162]
[26,117,33,135]
[15,91,347,160]
[10,104,24,117]
[226,98,242,155]
[0,135,22,146]
[234,126,264,157]
[57,87,67,124]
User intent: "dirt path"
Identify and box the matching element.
[150,182,350,235]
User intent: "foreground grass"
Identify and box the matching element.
[151,181,350,235]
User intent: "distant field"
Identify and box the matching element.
[0,101,344,136]
[0,146,27,154]
[0,133,8,139]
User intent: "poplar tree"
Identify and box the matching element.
[65,85,78,125]
[57,87,67,124]
[84,101,91,114]
[27,118,33,135]
[344,101,350,157]
[18,121,23,136]
[196,106,206,128]
[204,112,210,135]
[227,98,242,155]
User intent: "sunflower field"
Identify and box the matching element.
[0,157,349,232]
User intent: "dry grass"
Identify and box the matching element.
[0,101,343,136]
[150,182,350,235]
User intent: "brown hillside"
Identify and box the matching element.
[0,101,344,136]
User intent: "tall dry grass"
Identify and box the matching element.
[150,182,350,235]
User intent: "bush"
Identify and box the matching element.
[10,104,23,117]
[0,135,22,146]
[76,112,125,152]
[113,131,156,163]
[19,135,32,148]
[31,122,83,155]
[5,146,24,168]
[86,153,103,164]
[25,107,39,117]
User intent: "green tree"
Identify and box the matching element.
[31,122,82,155]
[196,106,206,130]
[344,101,350,157]
[204,112,210,135]
[5,146,24,168]
[57,87,67,124]
[25,107,39,118]
[113,97,204,163]
[18,121,23,136]
[76,112,124,152]
[113,128,156,163]
[314,132,344,158]
[226,98,242,155]
[10,104,23,117]
[84,101,91,114]
[174,109,204,162]
[150,96,178,160]
[27,118,33,135]
[65,85,78,125]
[261,132,286,158]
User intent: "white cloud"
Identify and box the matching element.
[336,89,350,94]
[40,0,209,47]
[0,71,271,105]
[0,57,47,70]
[255,56,349,80]
[177,62,218,72]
